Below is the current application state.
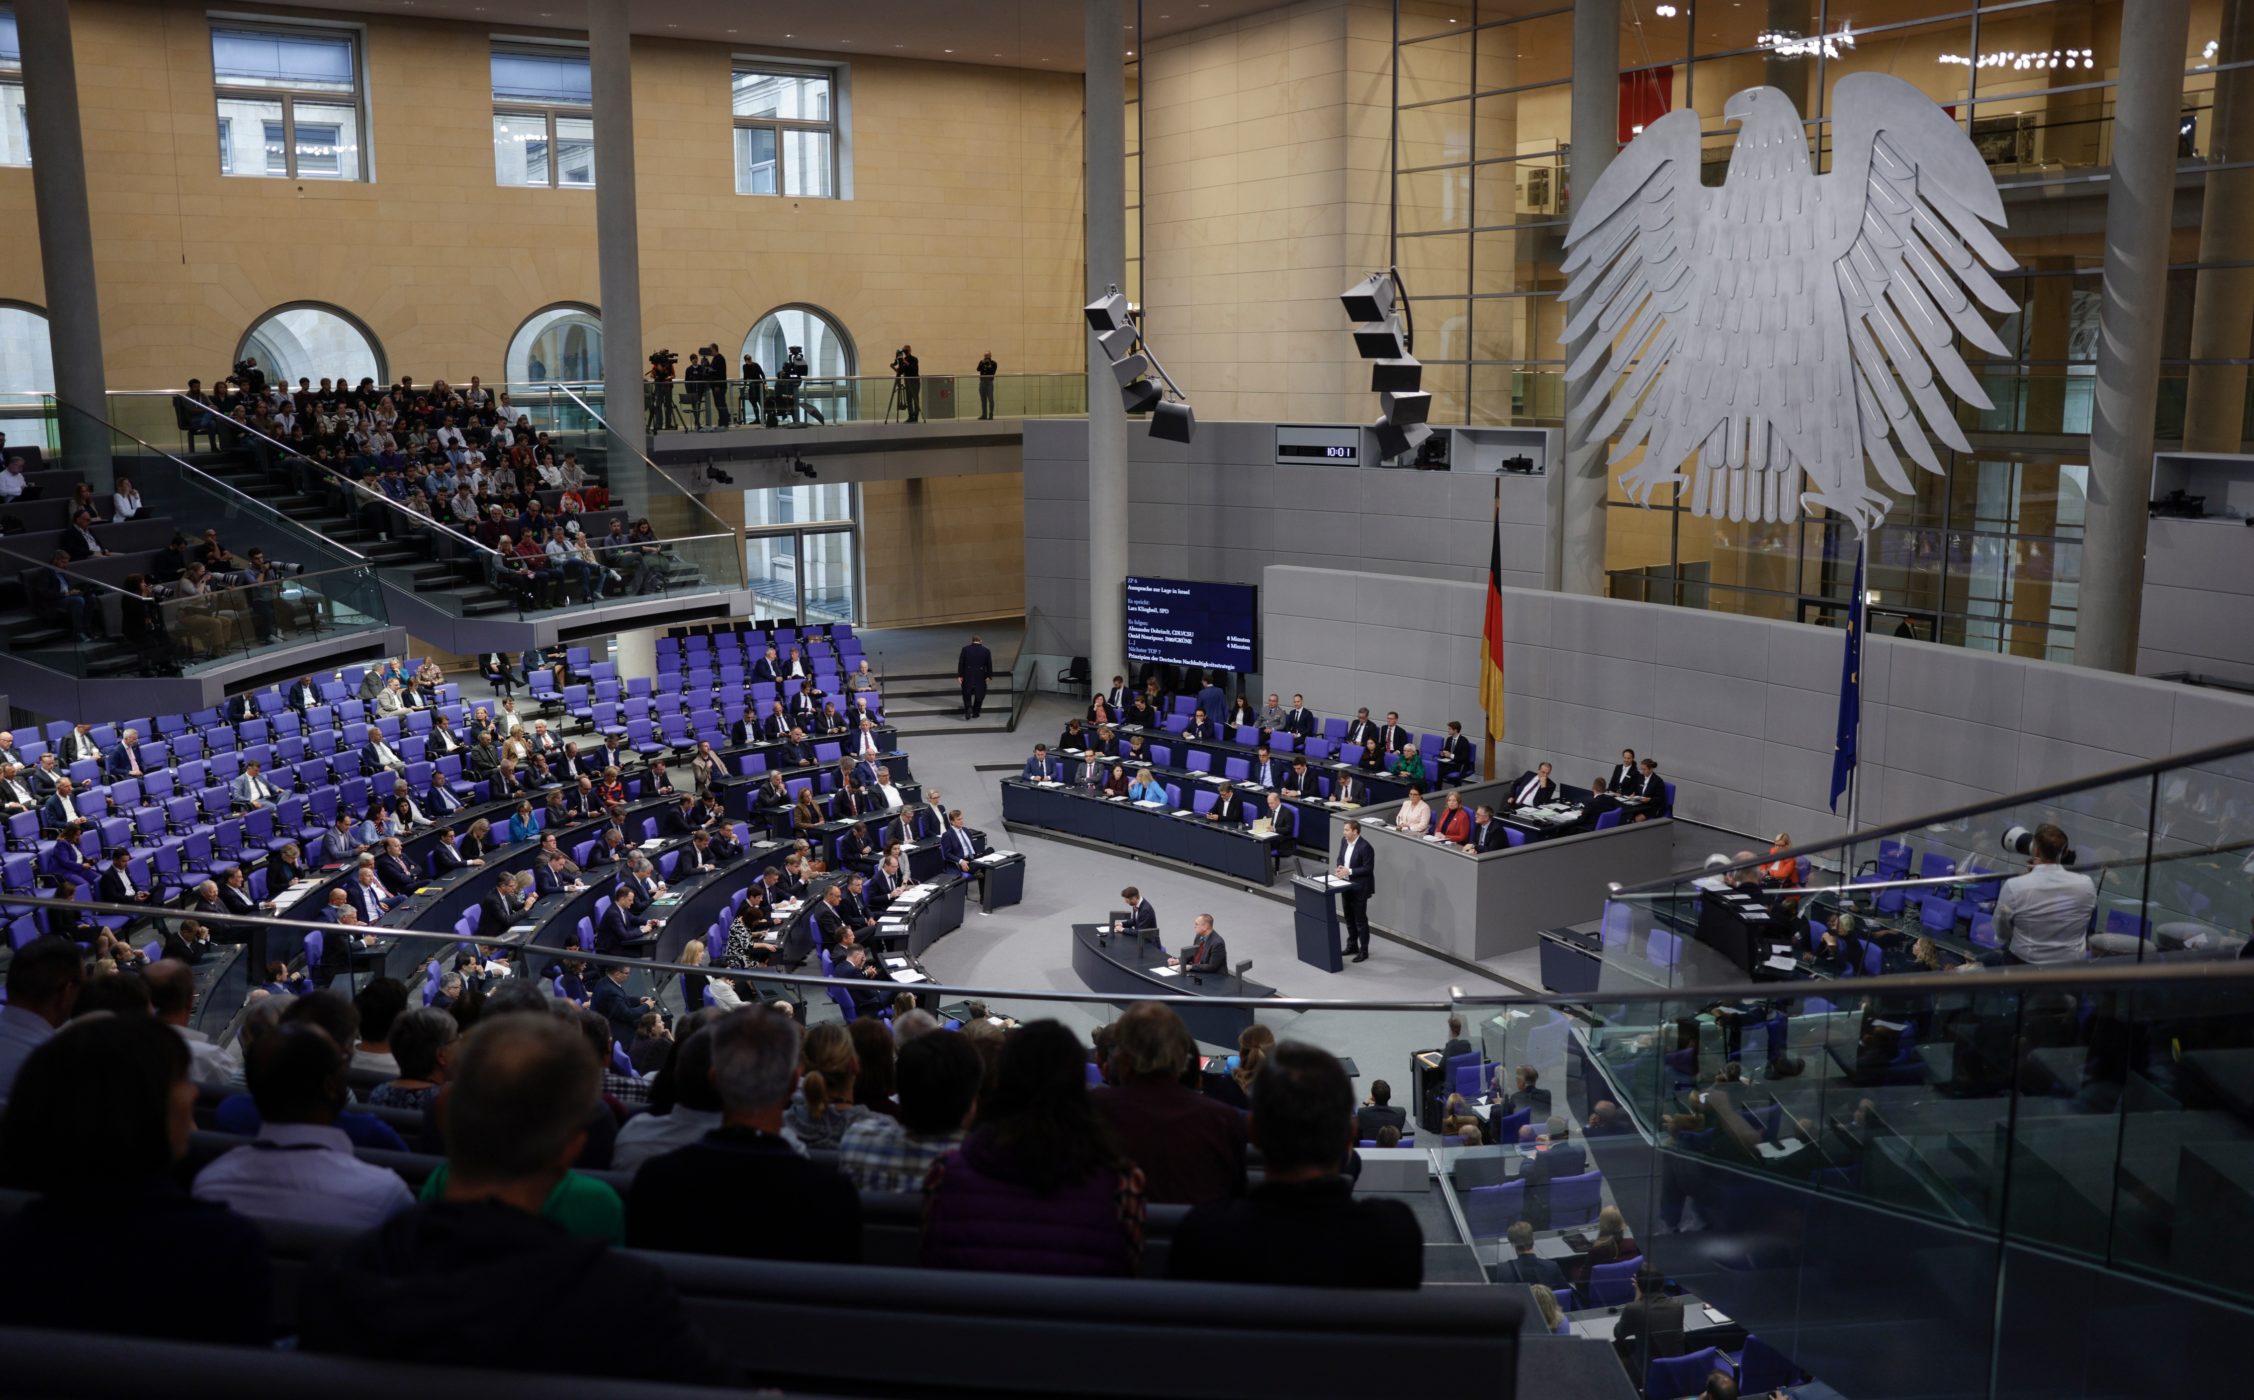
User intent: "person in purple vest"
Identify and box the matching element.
[921,1020,1146,1277]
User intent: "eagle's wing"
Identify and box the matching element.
[1821,73,2016,516]
[1559,109,1708,500]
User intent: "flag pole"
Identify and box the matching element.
[1481,478,1503,782]
[1844,534,1867,839]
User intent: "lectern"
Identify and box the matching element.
[1291,875,1345,973]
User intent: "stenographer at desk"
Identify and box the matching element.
[1168,913,1228,974]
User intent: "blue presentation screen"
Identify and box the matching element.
[1125,576,1258,674]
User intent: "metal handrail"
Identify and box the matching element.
[17,887,2254,1014]
[50,392,370,565]
[553,383,743,546]
[174,396,501,563]
[1613,730,2254,897]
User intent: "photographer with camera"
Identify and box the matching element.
[646,349,680,433]
[891,344,921,423]
[778,345,823,426]
[703,345,732,429]
[976,350,998,420]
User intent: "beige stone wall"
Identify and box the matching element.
[858,472,1025,628]
[1136,0,1394,424]
[0,0,1086,390]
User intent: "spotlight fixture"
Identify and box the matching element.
[1084,283,1197,443]
[1340,267,1433,464]
[793,456,817,480]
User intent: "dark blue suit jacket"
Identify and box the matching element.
[1337,835,1375,894]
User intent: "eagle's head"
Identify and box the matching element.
[1721,86,1808,178]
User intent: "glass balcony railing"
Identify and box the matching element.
[595,373,1091,433]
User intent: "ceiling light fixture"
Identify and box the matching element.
[1654,3,1679,15]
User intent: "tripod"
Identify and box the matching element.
[645,378,681,434]
[885,375,906,424]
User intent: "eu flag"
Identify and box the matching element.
[1829,545,1866,813]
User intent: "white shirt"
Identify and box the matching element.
[877,784,904,809]
[171,1023,243,1092]
[1515,775,1544,805]
[1994,862,2097,964]
[610,1105,725,1175]
[192,1121,414,1229]
[860,729,881,757]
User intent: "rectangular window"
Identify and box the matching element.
[731,64,838,197]
[0,6,27,167]
[211,23,363,181]
[491,44,593,188]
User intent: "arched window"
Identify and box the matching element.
[743,305,854,379]
[0,302,53,395]
[236,304,385,388]
[507,303,602,385]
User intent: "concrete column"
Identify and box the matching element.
[2076,0,2190,673]
[17,0,109,480]
[1558,0,1619,597]
[588,0,646,456]
[1085,0,1129,680]
[2184,0,2254,452]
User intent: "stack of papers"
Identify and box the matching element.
[1151,965,1182,978]
[1754,1140,1804,1161]
[1762,955,1798,972]
[1172,808,1194,818]
[891,969,929,984]
[974,851,1016,864]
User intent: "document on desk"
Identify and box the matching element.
[1151,965,1183,978]
[890,969,930,984]
[1035,780,1064,789]
[1135,799,1167,808]
[1762,955,1799,973]
[1704,1306,1732,1326]
[1753,1140,1803,1161]
[1324,877,1351,888]
[974,851,1016,864]
[1172,809,1195,817]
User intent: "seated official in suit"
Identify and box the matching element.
[103,729,151,779]
[1020,744,1061,782]
[1110,886,1158,938]
[596,887,660,954]
[1516,1116,1588,1229]
[1612,1266,1688,1376]
[374,839,419,897]
[1501,1221,1567,1288]
[1181,708,1217,742]
[728,708,761,748]
[1354,1080,1407,1142]
[1468,804,1507,852]
[1167,1042,1421,1287]
[1436,721,1475,784]
[230,761,280,809]
[1282,758,1319,797]
[1503,762,1557,810]
[1205,784,1245,825]
[1247,746,1288,789]
[1619,758,1668,818]
[358,727,406,776]
[1167,913,1228,974]
[1580,775,1623,830]
[1254,792,1296,840]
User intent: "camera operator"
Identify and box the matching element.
[976,350,998,420]
[891,344,921,422]
[779,345,823,425]
[1992,823,2097,965]
[233,356,267,395]
[741,351,768,427]
[646,349,680,433]
[681,345,709,429]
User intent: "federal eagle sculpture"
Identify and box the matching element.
[1559,74,2017,532]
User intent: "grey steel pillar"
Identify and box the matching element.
[588,0,646,455]
[18,0,109,479]
[1085,0,1129,680]
[1558,0,1619,597]
[2076,0,2190,673]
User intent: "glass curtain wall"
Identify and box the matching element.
[742,482,861,624]
[1394,2,2245,665]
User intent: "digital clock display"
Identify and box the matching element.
[1273,424,1363,467]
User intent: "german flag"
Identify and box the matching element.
[1480,478,1505,751]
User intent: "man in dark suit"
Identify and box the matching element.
[424,776,464,818]
[1248,746,1287,789]
[676,832,717,877]
[426,715,464,758]
[1469,804,1508,852]
[97,849,156,913]
[104,728,150,780]
[1335,819,1375,961]
[1376,711,1405,758]
[1283,694,1316,738]
[1205,783,1244,825]
[31,551,96,640]
[1437,721,1476,785]
[595,887,658,955]
[1580,776,1623,831]
[810,882,851,954]
[758,700,790,744]
[531,850,573,898]
[778,728,816,770]
[1610,749,1640,795]
[1168,913,1228,976]
[664,795,702,837]
[287,675,321,711]
[787,686,820,725]
[1282,758,1318,797]
[1500,1222,1567,1288]
[1343,708,1378,748]
[1020,744,1059,782]
[1102,675,1129,713]
[865,855,901,913]
[62,509,108,561]
[1257,791,1297,842]
[1182,708,1217,742]
[374,839,419,897]
[58,723,101,766]
[1516,1116,1589,1229]
[591,963,655,1046]
[1109,885,1157,940]
[955,634,994,720]
[1165,1043,1421,1289]
[1503,762,1557,811]
[751,646,782,682]
[1354,1079,1407,1141]
[1612,1266,1688,1377]
[933,810,976,879]
[728,707,761,748]
[625,1006,861,1264]
[358,726,406,777]
[39,782,79,834]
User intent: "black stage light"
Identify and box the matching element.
[1120,379,1164,415]
[1340,271,1393,324]
[1371,357,1423,393]
[1085,291,1134,335]
[1354,322,1407,360]
[1149,400,1196,444]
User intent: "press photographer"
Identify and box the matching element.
[891,344,921,422]
[646,349,681,432]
